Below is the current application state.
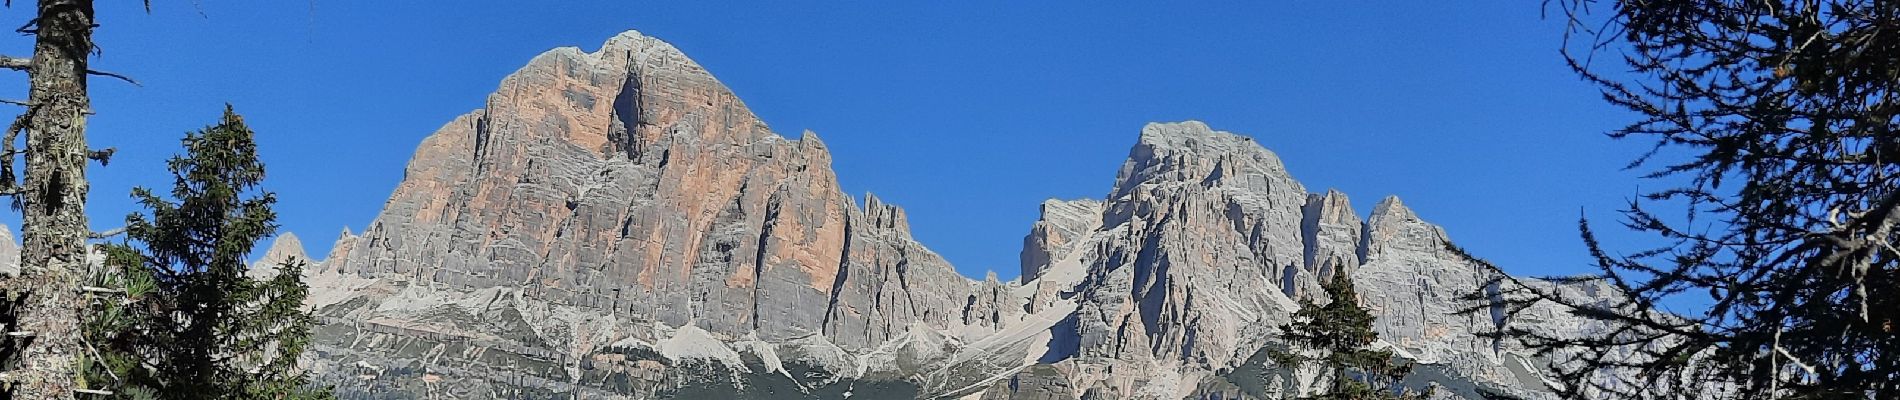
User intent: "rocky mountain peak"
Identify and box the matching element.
[1301,189,1364,286]
[1073,121,1320,382]
[1370,195,1417,223]
[860,192,911,237]
[316,228,357,275]
[1308,189,1358,226]
[307,31,1003,399]
[248,232,310,278]
[259,232,308,265]
[1363,195,1451,262]
[1112,121,1295,199]
[298,29,1606,400]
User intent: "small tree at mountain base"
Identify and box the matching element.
[1281,273,1430,400]
[81,106,333,399]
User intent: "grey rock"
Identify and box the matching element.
[249,232,311,278]
[297,29,1620,400]
[1297,189,1361,299]
[0,224,17,276]
[981,364,1078,400]
[304,30,1017,399]
[1072,121,1309,383]
[1020,199,1104,280]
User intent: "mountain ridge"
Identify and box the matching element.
[286,29,1608,399]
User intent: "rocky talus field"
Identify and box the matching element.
[224,30,1618,399]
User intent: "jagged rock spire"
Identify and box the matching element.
[1019,198,1103,280]
[309,30,1002,375]
[297,29,1604,400]
[249,232,310,278]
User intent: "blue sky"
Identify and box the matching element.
[0,2,1649,280]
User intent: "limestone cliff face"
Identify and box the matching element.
[1070,122,1308,376]
[301,30,1611,400]
[303,31,1024,399]
[1301,189,1361,291]
[1356,196,1500,363]
[1020,199,1103,280]
[318,30,994,350]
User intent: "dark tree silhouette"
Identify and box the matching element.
[82,107,332,400]
[1469,1,1900,399]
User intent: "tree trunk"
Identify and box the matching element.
[8,0,94,398]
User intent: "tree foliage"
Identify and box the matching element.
[1473,1,1900,399]
[80,106,331,399]
[1282,273,1429,400]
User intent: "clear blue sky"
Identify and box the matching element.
[0,1,1650,280]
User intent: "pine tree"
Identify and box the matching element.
[80,106,332,399]
[1281,273,1429,400]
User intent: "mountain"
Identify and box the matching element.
[294,30,1611,399]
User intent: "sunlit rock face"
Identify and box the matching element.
[1020,198,1103,281]
[298,29,1611,400]
[301,30,1016,399]
[0,224,16,277]
[1069,121,1310,376]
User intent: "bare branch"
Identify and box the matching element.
[88,227,123,239]
[84,68,140,87]
[0,54,141,86]
[0,55,26,70]
[74,309,124,383]
[77,286,122,294]
[86,147,111,166]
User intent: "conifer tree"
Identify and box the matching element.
[1281,273,1429,400]
[1469,1,1900,398]
[80,106,332,399]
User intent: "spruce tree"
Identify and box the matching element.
[1281,273,1429,400]
[81,106,331,399]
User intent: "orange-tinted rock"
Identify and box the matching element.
[300,30,1614,400]
[317,31,993,351]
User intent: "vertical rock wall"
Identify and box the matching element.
[296,30,1614,400]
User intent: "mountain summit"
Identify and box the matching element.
[298,30,1607,400]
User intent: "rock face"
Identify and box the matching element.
[249,232,310,278]
[1066,122,1310,397]
[0,224,17,276]
[1301,189,1361,294]
[319,30,999,346]
[1020,199,1103,280]
[303,30,1018,399]
[301,29,1611,399]
[1356,197,1499,367]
